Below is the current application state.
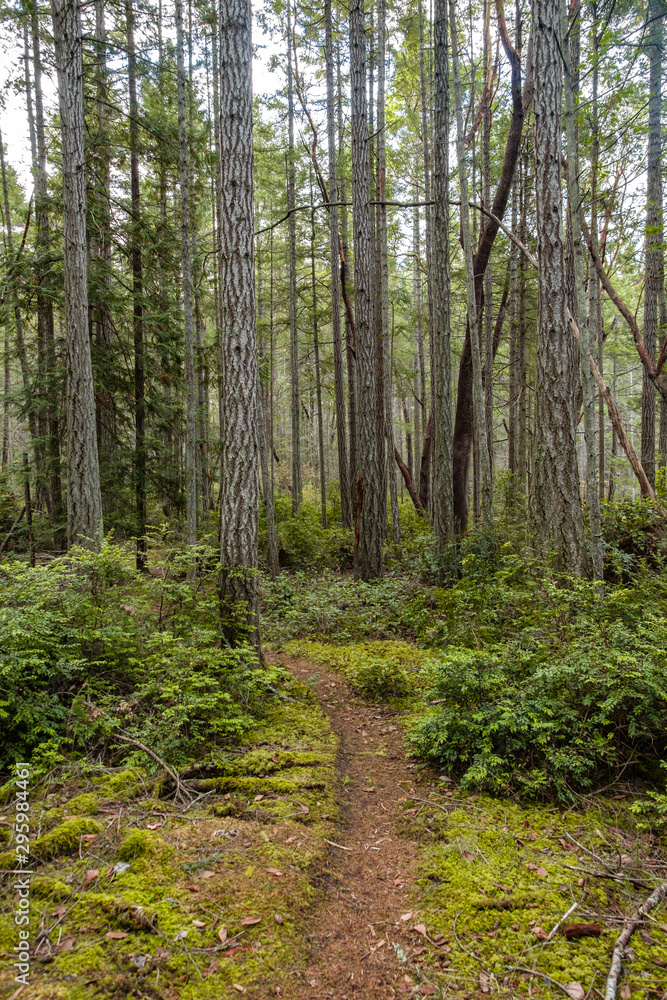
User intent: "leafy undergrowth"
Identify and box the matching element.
[0,677,339,999]
[396,788,667,999]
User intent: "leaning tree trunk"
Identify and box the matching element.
[641,0,664,490]
[531,0,587,575]
[218,0,261,647]
[562,0,603,578]
[450,0,492,525]
[51,0,103,549]
[350,0,383,580]
[431,0,453,560]
[324,0,351,528]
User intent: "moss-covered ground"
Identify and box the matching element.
[0,673,339,999]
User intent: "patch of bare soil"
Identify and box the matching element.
[275,656,440,1000]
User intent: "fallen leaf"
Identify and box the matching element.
[266,868,284,877]
[132,954,147,969]
[192,920,206,928]
[52,904,67,918]
[532,927,548,941]
[254,795,264,802]
[300,805,309,814]
[420,987,437,996]
[463,851,475,861]
[146,823,160,830]
[274,914,284,925]
[175,930,188,940]
[526,862,538,871]
[83,869,99,888]
[412,924,428,937]
[362,787,375,793]
[536,866,548,878]
[492,883,509,891]
[155,947,172,961]
[403,808,417,815]
[58,937,76,951]
[411,947,427,957]
[559,838,571,850]
[239,916,261,926]
[400,912,414,922]
[620,985,631,1000]
[218,927,228,944]
[106,931,129,940]
[200,870,216,879]
[232,985,246,993]
[112,861,131,876]
[479,971,490,994]
[81,834,98,843]
[203,959,219,977]
[564,923,602,939]
[185,884,200,892]
[565,983,585,1000]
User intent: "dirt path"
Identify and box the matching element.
[276,655,433,1000]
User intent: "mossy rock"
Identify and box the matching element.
[116,828,167,862]
[67,793,99,815]
[33,816,104,859]
[41,806,65,830]
[31,876,71,900]
[103,768,144,800]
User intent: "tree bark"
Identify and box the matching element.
[431,0,453,560]
[531,0,587,574]
[175,0,197,551]
[562,1,603,578]
[218,0,261,646]
[51,0,103,549]
[350,0,383,580]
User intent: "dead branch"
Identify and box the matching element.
[604,882,667,1000]
[114,733,193,803]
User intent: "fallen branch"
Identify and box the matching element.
[557,862,653,891]
[114,733,193,804]
[509,966,577,999]
[324,838,353,851]
[0,506,26,557]
[605,882,667,1000]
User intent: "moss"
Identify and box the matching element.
[116,828,168,862]
[31,876,71,900]
[67,793,99,815]
[0,781,12,807]
[103,768,144,800]
[33,816,104,859]
[0,825,9,846]
[41,806,65,830]
[286,639,425,699]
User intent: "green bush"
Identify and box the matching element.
[408,577,667,798]
[0,540,284,772]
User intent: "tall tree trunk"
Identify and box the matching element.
[337,39,357,518]
[517,147,528,486]
[412,200,425,465]
[287,3,301,513]
[350,0,383,580]
[310,183,328,528]
[324,0,351,528]
[419,0,433,376]
[482,0,494,479]
[508,175,519,472]
[257,238,280,577]
[589,3,605,497]
[562,0,603,578]
[450,0,492,525]
[431,0,453,559]
[32,7,65,543]
[175,0,197,550]
[126,0,147,571]
[531,0,587,574]
[218,0,261,646]
[642,0,664,490]
[376,0,400,547]
[51,0,103,549]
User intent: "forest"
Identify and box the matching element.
[2,0,667,997]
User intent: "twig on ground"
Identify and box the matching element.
[114,733,193,803]
[556,863,653,890]
[604,881,667,1000]
[509,965,579,998]
[546,901,579,940]
[409,796,450,817]
[324,838,353,851]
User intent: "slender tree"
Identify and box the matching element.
[51,0,103,548]
[286,1,301,513]
[175,0,197,550]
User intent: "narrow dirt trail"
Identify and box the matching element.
[275,655,435,1000]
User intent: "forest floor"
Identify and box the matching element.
[2,650,667,1000]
